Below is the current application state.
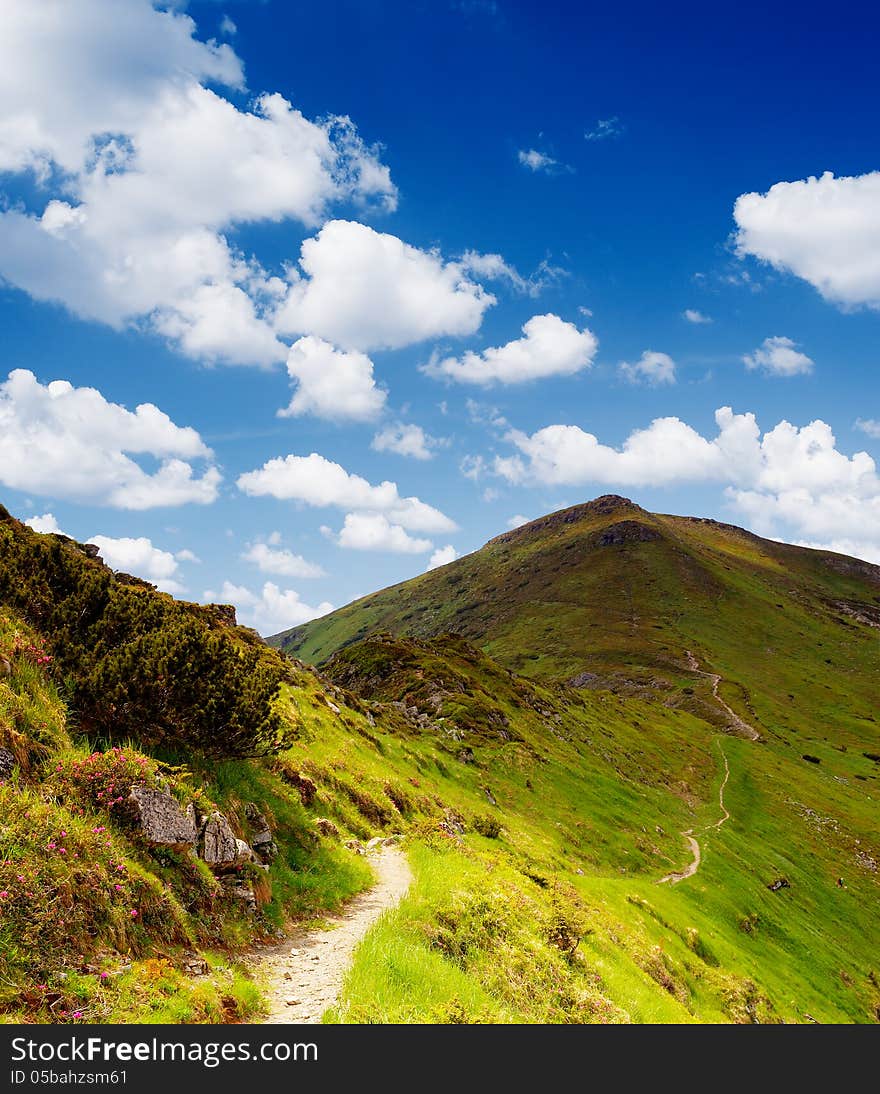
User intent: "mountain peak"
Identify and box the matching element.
[486,495,643,547]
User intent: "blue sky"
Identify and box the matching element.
[2,0,879,633]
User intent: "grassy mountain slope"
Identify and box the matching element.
[274,494,878,760]
[2,500,878,1022]
[271,496,880,1022]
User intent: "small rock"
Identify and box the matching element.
[767,877,790,892]
[344,839,365,855]
[285,998,299,1006]
[184,959,208,976]
[314,817,340,839]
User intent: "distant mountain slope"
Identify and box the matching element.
[271,495,879,747]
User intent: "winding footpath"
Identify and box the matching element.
[684,650,760,742]
[659,648,752,887]
[249,846,412,1024]
[659,741,731,885]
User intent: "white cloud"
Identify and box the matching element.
[237,452,456,533]
[423,313,598,386]
[683,309,712,324]
[0,0,396,366]
[24,513,66,535]
[460,454,487,480]
[855,418,880,439]
[88,534,187,593]
[242,539,325,578]
[734,171,880,310]
[518,149,561,173]
[584,117,623,142]
[204,580,333,636]
[219,15,237,36]
[279,336,386,421]
[0,369,220,508]
[458,251,565,298]
[371,422,443,460]
[334,513,433,554]
[793,537,880,565]
[619,350,676,386]
[426,544,459,570]
[506,514,530,529]
[743,335,813,377]
[495,406,880,563]
[175,548,200,563]
[274,220,495,352]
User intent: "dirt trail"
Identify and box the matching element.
[659,739,731,885]
[249,846,412,1024]
[684,650,760,741]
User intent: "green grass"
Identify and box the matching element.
[3,497,879,1024]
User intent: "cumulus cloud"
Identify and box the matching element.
[334,513,433,553]
[506,514,530,529]
[619,350,676,386]
[743,336,813,377]
[237,452,456,533]
[274,220,494,352]
[242,538,325,578]
[683,309,712,324]
[371,422,443,460]
[278,336,386,421]
[495,406,880,562]
[426,544,459,570]
[204,580,333,636]
[0,369,220,508]
[0,0,396,366]
[734,171,880,310]
[24,513,66,535]
[88,534,187,593]
[423,313,598,386]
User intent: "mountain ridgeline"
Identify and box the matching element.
[272,494,880,747]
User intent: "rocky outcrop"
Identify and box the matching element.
[245,802,277,862]
[128,784,197,850]
[597,520,661,547]
[200,811,250,869]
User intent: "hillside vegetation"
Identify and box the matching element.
[1,498,878,1023]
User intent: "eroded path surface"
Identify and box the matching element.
[684,650,761,742]
[659,739,732,885]
[250,846,412,1024]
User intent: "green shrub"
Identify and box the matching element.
[0,509,290,758]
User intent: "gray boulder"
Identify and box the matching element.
[200,811,254,870]
[200,811,239,867]
[245,802,277,863]
[129,785,197,850]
